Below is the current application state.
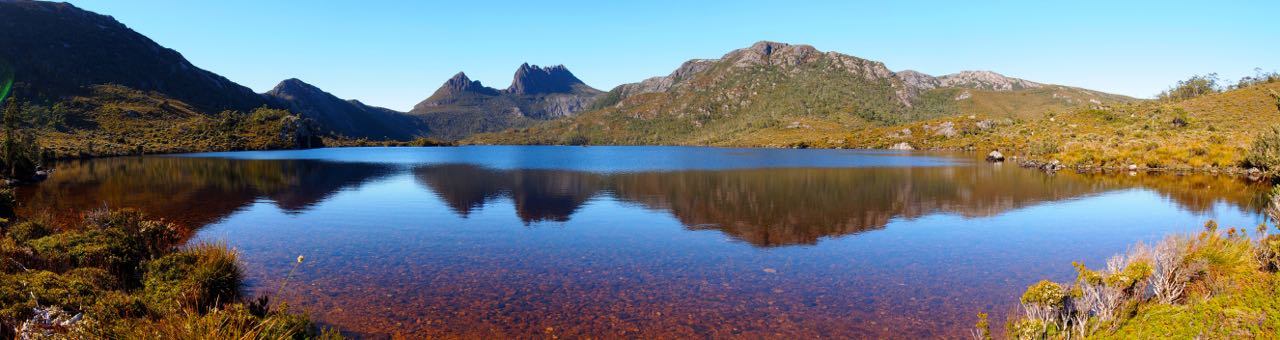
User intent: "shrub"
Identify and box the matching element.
[100,303,338,340]
[0,207,332,339]
[1260,234,1280,272]
[0,188,13,220]
[1248,126,1280,171]
[28,209,179,284]
[143,243,242,314]
[970,312,991,340]
[7,221,50,243]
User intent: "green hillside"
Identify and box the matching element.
[465,41,1136,146]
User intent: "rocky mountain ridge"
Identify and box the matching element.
[409,63,603,140]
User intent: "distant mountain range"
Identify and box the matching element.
[469,41,1137,145]
[1,1,1138,146]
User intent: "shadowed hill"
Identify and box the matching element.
[265,78,426,140]
[0,0,266,112]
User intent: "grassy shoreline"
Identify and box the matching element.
[465,81,1280,180]
[987,219,1280,339]
[0,191,340,338]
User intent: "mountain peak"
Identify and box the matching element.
[726,41,821,67]
[263,78,423,140]
[507,63,584,95]
[435,71,498,97]
[269,78,320,95]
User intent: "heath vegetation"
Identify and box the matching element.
[984,218,1280,339]
[0,191,339,339]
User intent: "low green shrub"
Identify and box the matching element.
[7,220,50,243]
[143,243,242,314]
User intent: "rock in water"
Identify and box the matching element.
[889,142,914,150]
[986,150,1005,162]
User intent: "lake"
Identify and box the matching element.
[17,146,1268,338]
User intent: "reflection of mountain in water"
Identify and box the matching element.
[22,156,1266,248]
[18,157,396,231]
[412,164,1266,247]
[412,165,605,223]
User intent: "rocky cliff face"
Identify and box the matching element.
[0,1,266,112]
[409,63,602,140]
[507,63,584,95]
[266,78,424,140]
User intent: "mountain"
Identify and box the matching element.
[467,41,1136,146]
[265,78,424,140]
[409,63,603,140]
[0,0,266,112]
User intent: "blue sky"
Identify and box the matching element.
[67,0,1279,111]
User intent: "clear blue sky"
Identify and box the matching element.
[67,0,1279,111]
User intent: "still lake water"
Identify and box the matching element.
[19,146,1269,338]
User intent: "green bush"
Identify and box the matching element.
[7,220,49,243]
[1245,126,1280,170]
[1,207,334,339]
[143,244,242,314]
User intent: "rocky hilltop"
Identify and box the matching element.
[410,63,603,140]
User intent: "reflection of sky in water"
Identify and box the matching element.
[177,146,962,172]
[23,146,1267,338]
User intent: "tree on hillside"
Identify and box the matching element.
[1157,73,1221,102]
[2,97,43,180]
[1232,68,1280,90]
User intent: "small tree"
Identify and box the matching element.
[1157,74,1221,102]
[3,97,21,178]
[1,97,42,180]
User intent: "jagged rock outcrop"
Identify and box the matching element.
[508,63,583,95]
[265,78,424,140]
[409,64,602,140]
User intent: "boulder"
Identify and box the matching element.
[888,142,914,150]
[928,121,958,138]
[1248,167,1263,181]
[1046,160,1063,172]
[976,120,995,130]
[1128,164,1138,171]
[985,151,1005,162]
